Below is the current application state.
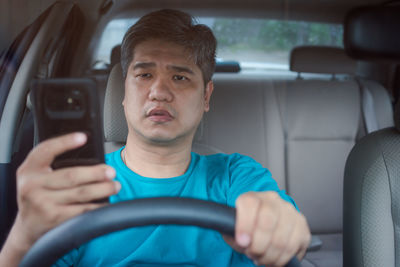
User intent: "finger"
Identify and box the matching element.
[50,180,121,204]
[23,132,87,170]
[222,235,245,253]
[297,240,309,261]
[235,192,261,248]
[295,215,311,260]
[43,165,116,189]
[255,202,296,266]
[245,203,278,258]
[273,215,305,266]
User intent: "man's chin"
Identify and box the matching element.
[131,127,195,147]
[147,137,177,146]
[145,133,183,146]
[146,131,195,147]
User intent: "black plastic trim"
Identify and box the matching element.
[344,6,400,62]
[0,163,16,249]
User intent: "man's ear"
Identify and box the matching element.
[204,80,214,112]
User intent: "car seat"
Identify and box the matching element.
[342,5,400,267]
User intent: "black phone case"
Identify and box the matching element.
[31,78,105,169]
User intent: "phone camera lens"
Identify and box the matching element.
[72,89,81,95]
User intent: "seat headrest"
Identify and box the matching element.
[290,46,357,75]
[110,45,121,68]
[344,6,400,62]
[103,63,128,142]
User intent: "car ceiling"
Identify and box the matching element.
[5,0,388,76]
[2,0,386,45]
[77,0,388,23]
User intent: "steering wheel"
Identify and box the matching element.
[19,197,301,267]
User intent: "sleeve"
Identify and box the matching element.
[226,153,298,210]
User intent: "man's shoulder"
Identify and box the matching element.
[104,148,123,167]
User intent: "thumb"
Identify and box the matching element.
[222,235,245,253]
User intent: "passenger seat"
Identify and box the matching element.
[281,46,393,267]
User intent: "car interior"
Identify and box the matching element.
[0,0,400,266]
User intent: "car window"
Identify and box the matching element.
[93,18,137,69]
[93,17,343,75]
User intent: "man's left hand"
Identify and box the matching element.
[223,191,311,267]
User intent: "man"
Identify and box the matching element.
[0,9,310,267]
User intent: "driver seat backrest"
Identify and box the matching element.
[102,63,222,155]
[343,102,400,267]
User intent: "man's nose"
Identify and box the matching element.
[148,77,173,102]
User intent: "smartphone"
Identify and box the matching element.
[30,78,105,170]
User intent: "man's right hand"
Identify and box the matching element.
[0,132,120,266]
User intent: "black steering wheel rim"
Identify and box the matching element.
[19,197,300,267]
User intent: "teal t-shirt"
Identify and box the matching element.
[54,148,297,267]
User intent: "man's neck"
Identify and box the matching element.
[123,136,192,178]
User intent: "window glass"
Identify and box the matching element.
[93,18,137,69]
[93,17,343,73]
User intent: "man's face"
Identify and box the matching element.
[123,39,213,146]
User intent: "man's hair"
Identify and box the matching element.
[121,9,216,84]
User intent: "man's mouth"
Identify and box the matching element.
[147,108,174,122]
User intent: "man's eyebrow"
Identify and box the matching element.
[133,62,156,70]
[168,65,194,75]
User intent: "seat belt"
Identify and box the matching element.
[356,78,379,134]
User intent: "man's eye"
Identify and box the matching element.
[173,75,188,81]
[136,73,152,79]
